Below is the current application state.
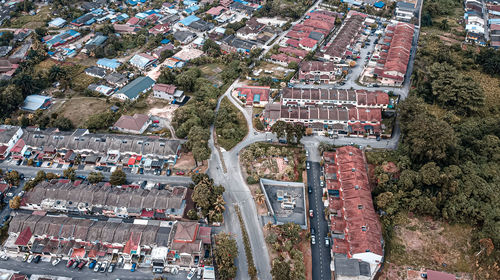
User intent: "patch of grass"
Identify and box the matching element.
[55,97,111,128]
[216,97,248,151]
[71,72,99,93]
[200,63,226,87]
[9,6,52,28]
[365,150,398,165]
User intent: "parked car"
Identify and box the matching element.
[325,237,330,247]
[166,169,172,176]
[66,259,75,268]
[153,120,160,123]
[77,260,87,269]
[130,263,136,272]
[187,268,196,279]
[94,262,101,272]
[311,235,316,245]
[108,263,116,273]
[311,227,315,235]
[16,159,22,166]
[100,261,108,272]
[306,162,310,169]
[33,255,41,263]
[0,255,9,261]
[88,260,97,269]
[52,258,61,266]
[71,260,79,269]
[19,191,25,197]
[309,210,314,218]
[22,253,29,262]
[176,171,184,175]
[305,150,309,157]
[308,186,312,194]
[27,255,34,263]
[320,181,324,187]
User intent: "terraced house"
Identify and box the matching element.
[21,180,188,219]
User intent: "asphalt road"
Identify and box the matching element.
[0,258,189,280]
[306,150,331,280]
[0,162,193,185]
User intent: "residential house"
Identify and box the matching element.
[206,6,226,17]
[395,1,416,22]
[152,84,185,103]
[129,53,157,70]
[113,114,151,134]
[0,125,23,160]
[236,18,264,40]
[115,76,155,101]
[85,66,107,79]
[168,222,211,267]
[320,14,365,62]
[173,30,196,44]
[149,23,170,35]
[221,35,258,54]
[112,24,140,34]
[48,18,66,28]
[296,61,342,84]
[269,53,301,66]
[97,58,121,71]
[233,86,270,107]
[324,146,383,278]
[172,48,204,61]
[281,88,389,109]
[87,84,114,96]
[152,44,175,59]
[105,72,128,87]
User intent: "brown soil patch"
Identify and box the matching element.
[382,162,398,173]
[298,231,313,280]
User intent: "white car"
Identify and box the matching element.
[0,255,8,261]
[187,268,196,279]
[320,181,324,187]
[305,151,309,157]
[306,162,310,170]
[311,235,316,245]
[27,255,34,263]
[52,258,61,266]
[94,262,101,272]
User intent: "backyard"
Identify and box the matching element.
[50,97,110,128]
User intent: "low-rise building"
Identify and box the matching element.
[0,125,23,160]
[296,61,343,84]
[105,72,128,87]
[85,66,107,78]
[281,88,389,109]
[115,76,155,101]
[21,95,52,111]
[233,86,270,107]
[395,1,416,22]
[48,17,66,28]
[97,58,121,71]
[113,113,151,134]
[152,84,185,103]
[129,53,157,70]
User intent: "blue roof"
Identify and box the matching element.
[253,94,260,102]
[341,0,362,6]
[180,15,200,26]
[86,35,108,46]
[117,76,155,99]
[161,39,171,44]
[49,17,66,27]
[184,5,199,14]
[183,0,197,5]
[374,1,385,8]
[129,54,155,68]
[97,58,121,69]
[234,0,249,4]
[22,95,51,111]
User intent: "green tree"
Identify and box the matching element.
[63,167,76,181]
[87,172,104,183]
[50,117,74,131]
[215,233,238,280]
[109,169,126,185]
[271,258,291,280]
[9,196,21,209]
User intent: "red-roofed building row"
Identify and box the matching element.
[374,22,415,86]
[233,86,271,107]
[323,146,383,276]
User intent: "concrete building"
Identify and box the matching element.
[113,113,151,134]
[0,125,23,160]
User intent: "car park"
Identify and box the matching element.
[131,263,136,272]
[52,258,61,266]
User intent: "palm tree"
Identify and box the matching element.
[214,195,226,213]
[255,193,266,205]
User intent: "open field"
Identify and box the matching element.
[51,97,110,128]
[200,63,225,87]
[9,6,52,28]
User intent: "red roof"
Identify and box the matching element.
[10,274,27,280]
[123,231,142,254]
[427,270,456,280]
[11,139,25,154]
[348,107,382,122]
[153,83,177,94]
[71,247,86,258]
[15,227,32,246]
[298,38,318,48]
[0,183,8,193]
[127,17,140,25]
[236,86,270,104]
[206,6,226,16]
[0,145,7,155]
[128,157,136,165]
[141,209,154,217]
[198,226,211,244]
[286,39,300,48]
[303,18,334,32]
[490,24,500,31]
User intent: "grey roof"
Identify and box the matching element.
[0,46,12,57]
[173,30,196,43]
[85,66,107,78]
[309,31,324,41]
[0,125,20,144]
[222,34,257,50]
[105,72,128,85]
[396,1,416,11]
[334,257,371,277]
[117,76,155,99]
[189,20,214,32]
